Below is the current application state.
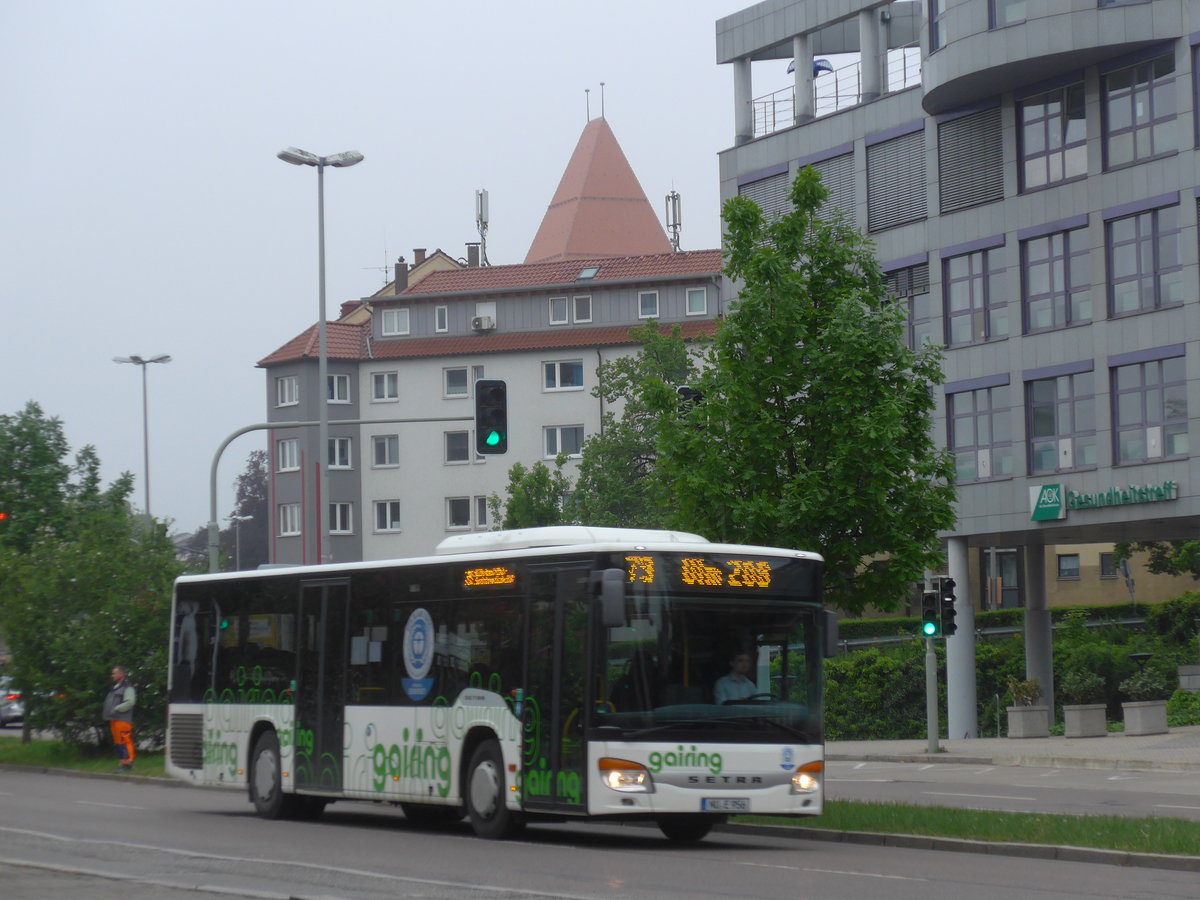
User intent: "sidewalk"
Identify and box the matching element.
[827,724,1200,772]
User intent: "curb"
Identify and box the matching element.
[720,822,1200,872]
[826,751,1200,773]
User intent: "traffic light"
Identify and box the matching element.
[939,577,958,637]
[474,379,508,455]
[921,591,940,636]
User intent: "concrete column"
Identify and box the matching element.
[858,10,883,101]
[945,536,977,739]
[1023,545,1054,708]
[733,57,753,145]
[793,34,814,123]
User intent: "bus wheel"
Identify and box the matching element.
[401,803,463,827]
[250,731,297,819]
[465,739,523,839]
[657,815,714,842]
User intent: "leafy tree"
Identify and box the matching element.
[489,458,571,529]
[565,323,697,528]
[655,168,956,615]
[223,449,268,570]
[0,402,73,552]
[1113,540,1200,580]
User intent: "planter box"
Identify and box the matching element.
[1179,665,1200,692]
[1122,699,1168,736]
[1063,703,1107,738]
[1006,705,1049,739]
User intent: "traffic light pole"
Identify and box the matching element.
[925,636,940,753]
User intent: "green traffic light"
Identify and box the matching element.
[922,620,938,636]
[485,430,502,447]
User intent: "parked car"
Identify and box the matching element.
[0,676,24,727]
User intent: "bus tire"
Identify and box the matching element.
[465,739,523,839]
[401,802,463,827]
[250,731,298,819]
[657,815,714,842]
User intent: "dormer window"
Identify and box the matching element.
[381,307,410,336]
[578,265,600,280]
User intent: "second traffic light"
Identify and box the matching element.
[474,379,508,455]
[939,577,958,637]
[921,591,940,636]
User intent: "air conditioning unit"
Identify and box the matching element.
[472,315,495,331]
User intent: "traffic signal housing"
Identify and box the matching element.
[939,577,958,636]
[474,379,508,455]
[920,591,940,637]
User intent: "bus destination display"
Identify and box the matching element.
[626,555,773,590]
[463,565,517,587]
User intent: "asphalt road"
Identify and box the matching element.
[1,769,1198,900]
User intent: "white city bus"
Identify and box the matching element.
[165,526,834,842]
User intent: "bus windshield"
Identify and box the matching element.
[593,592,823,744]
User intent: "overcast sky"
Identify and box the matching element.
[2,0,792,534]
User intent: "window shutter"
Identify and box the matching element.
[810,153,855,221]
[868,130,927,231]
[739,171,790,221]
[938,107,1004,213]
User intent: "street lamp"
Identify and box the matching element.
[276,146,363,564]
[113,353,172,517]
[227,514,251,571]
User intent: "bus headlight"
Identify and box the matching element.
[599,757,654,793]
[790,760,822,794]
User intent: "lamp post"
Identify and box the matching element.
[276,146,363,564]
[227,514,251,570]
[113,353,172,517]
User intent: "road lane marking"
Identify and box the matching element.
[1155,804,1200,811]
[739,862,925,881]
[76,801,147,810]
[925,791,1037,801]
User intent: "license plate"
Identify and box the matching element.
[701,797,749,812]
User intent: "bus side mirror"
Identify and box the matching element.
[597,568,626,627]
[824,609,839,658]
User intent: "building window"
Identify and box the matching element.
[278,503,301,537]
[938,107,1004,213]
[943,247,1008,346]
[544,425,584,458]
[1112,355,1188,463]
[1099,552,1118,579]
[276,438,299,473]
[372,434,399,467]
[275,375,298,407]
[435,306,448,333]
[574,295,592,323]
[328,437,352,469]
[990,0,1025,27]
[1018,82,1086,191]
[866,130,926,231]
[543,360,584,391]
[445,430,470,463]
[1057,554,1081,579]
[930,0,947,50]
[381,307,410,336]
[948,385,1013,482]
[446,497,471,529]
[549,296,568,325]
[444,367,468,397]
[374,500,401,532]
[327,373,350,403]
[638,291,659,319]
[686,287,707,316]
[475,496,489,529]
[1103,52,1176,169]
[1027,372,1097,474]
[1107,205,1182,315]
[372,371,398,401]
[1022,227,1091,332]
[328,502,353,535]
[885,263,932,349]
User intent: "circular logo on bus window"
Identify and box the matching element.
[403,608,434,681]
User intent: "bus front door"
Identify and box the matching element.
[522,566,588,815]
[295,580,348,794]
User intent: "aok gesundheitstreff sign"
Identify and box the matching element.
[1031,481,1179,521]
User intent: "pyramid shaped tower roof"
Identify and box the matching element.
[524,117,672,264]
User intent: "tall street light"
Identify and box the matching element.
[276,146,364,564]
[113,353,172,517]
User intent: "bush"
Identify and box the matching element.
[1058,669,1105,705]
[825,644,932,740]
[1120,666,1177,702]
[1166,689,1200,726]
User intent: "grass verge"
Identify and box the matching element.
[2,735,1196,857]
[739,801,1200,857]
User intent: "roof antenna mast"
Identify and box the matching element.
[585,88,590,122]
[475,188,490,266]
[665,189,681,252]
[600,81,605,118]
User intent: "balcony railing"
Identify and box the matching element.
[752,45,922,138]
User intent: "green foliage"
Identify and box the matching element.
[0,402,75,552]
[1057,669,1105,705]
[1119,666,1177,702]
[490,458,572,529]
[565,323,695,528]
[824,644,932,739]
[654,168,957,615]
[1006,676,1042,706]
[1114,540,1200,580]
[1144,592,1200,647]
[1166,689,1200,726]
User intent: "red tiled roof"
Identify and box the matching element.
[258,321,368,367]
[399,249,723,298]
[525,118,673,264]
[370,319,718,361]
